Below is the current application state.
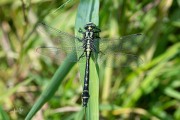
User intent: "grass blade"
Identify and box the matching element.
[75,0,100,120]
[0,106,10,120]
[25,53,75,120]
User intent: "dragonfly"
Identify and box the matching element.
[36,22,144,107]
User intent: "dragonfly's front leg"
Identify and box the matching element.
[78,40,87,61]
[78,52,85,61]
[91,45,105,55]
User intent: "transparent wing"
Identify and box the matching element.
[95,33,144,54]
[36,23,84,62]
[97,53,143,67]
[36,46,86,63]
[94,34,145,67]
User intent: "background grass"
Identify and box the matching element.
[0,0,180,120]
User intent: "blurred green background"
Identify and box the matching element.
[0,0,180,120]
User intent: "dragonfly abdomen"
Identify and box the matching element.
[82,53,90,107]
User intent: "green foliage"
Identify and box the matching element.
[0,0,179,119]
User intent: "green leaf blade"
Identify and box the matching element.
[25,54,75,120]
[75,0,100,120]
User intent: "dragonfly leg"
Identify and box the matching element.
[91,45,98,52]
[78,52,85,61]
[77,37,83,42]
[91,43,104,55]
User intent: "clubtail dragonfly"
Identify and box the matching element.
[36,22,144,107]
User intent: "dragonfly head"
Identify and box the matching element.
[84,22,96,31]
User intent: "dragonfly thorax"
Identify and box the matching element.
[84,31,93,39]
